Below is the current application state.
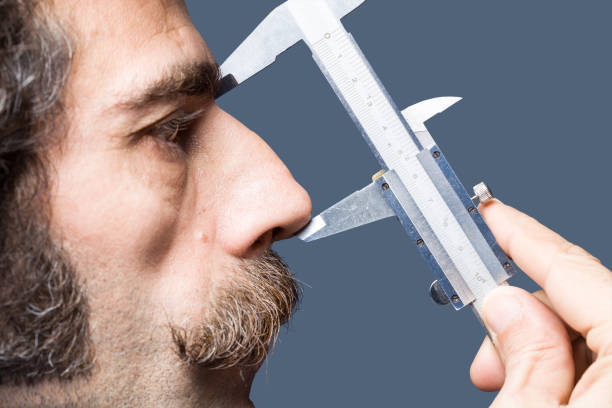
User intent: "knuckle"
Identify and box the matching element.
[506,337,566,362]
[558,242,600,265]
[500,325,572,369]
[545,241,605,286]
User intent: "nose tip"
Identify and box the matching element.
[241,192,311,258]
[271,185,312,241]
[219,179,312,258]
[250,177,312,251]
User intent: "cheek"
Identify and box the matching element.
[50,144,188,273]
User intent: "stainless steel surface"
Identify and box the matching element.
[400,97,462,149]
[219,3,301,87]
[418,150,507,311]
[219,0,366,89]
[379,170,473,309]
[297,180,394,242]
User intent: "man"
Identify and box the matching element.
[0,0,610,407]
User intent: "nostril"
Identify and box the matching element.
[271,227,283,241]
[246,230,274,258]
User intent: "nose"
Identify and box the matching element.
[204,107,312,258]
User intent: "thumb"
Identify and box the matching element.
[483,286,574,407]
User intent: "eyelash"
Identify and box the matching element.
[148,110,202,152]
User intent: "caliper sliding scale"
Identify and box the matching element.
[217,0,515,337]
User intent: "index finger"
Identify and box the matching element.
[479,200,612,356]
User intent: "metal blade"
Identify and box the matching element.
[297,179,394,242]
[401,97,461,149]
[325,0,366,19]
[218,0,366,98]
[401,97,462,132]
[218,3,302,96]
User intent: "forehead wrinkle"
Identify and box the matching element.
[135,0,191,48]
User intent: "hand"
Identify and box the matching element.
[470,200,612,407]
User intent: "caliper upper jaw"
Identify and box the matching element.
[401,96,462,149]
[217,3,302,98]
[298,96,462,242]
[217,0,366,98]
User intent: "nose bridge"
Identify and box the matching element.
[205,108,312,257]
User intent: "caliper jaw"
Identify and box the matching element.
[217,0,366,98]
[297,174,395,242]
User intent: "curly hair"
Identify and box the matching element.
[0,0,94,384]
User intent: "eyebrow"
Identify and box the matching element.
[115,61,222,111]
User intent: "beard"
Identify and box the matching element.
[170,249,301,370]
[0,203,301,383]
[0,213,95,384]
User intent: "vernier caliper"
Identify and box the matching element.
[217,0,515,337]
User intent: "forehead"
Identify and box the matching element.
[55,0,214,111]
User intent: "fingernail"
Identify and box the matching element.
[483,288,522,335]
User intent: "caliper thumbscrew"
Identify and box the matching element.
[471,182,493,205]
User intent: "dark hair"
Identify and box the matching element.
[0,0,69,196]
[0,0,94,384]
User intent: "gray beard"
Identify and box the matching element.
[0,209,300,403]
[170,249,301,370]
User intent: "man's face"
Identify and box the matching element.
[38,0,311,405]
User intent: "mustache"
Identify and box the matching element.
[170,249,302,370]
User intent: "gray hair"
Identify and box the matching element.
[0,0,71,195]
[0,0,95,384]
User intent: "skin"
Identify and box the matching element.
[24,0,310,406]
[2,0,609,406]
[473,200,612,407]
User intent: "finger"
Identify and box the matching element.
[529,291,593,384]
[483,286,574,406]
[473,287,598,402]
[570,357,612,406]
[470,289,583,394]
[479,200,612,357]
[531,290,582,343]
[470,336,504,391]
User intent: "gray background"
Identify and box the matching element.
[186,1,611,406]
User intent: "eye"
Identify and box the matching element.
[153,117,186,145]
[148,109,203,152]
